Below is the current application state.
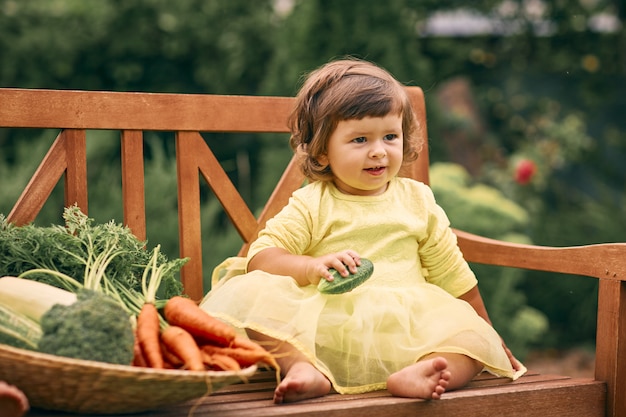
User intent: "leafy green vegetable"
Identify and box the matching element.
[16,230,136,363]
[0,206,186,299]
[38,289,135,365]
[0,207,190,364]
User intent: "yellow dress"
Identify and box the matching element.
[200,177,526,393]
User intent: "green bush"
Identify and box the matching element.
[430,162,548,359]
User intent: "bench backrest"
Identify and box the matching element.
[0,87,428,300]
[4,87,626,415]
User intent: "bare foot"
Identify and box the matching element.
[386,357,451,400]
[274,361,331,404]
[0,381,29,417]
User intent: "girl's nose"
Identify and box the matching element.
[370,141,386,158]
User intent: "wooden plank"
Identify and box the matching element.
[462,372,569,389]
[120,130,146,241]
[7,130,86,225]
[402,86,430,185]
[0,88,294,133]
[175,131,260,299]
[7,132,67,225]
[175,131,204,301]
[595,279,626,417]
[193,132,258,243]
[94,377,601,417]
[25,374,600,417]
[188,378,604,417]
[454,229,626,281]
[239,155,305,256]
[62,129,88,211]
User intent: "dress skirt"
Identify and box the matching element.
[200,257,526,394]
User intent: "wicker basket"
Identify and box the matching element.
[0,343,257,414]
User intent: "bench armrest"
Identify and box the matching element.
[454,228,626,281]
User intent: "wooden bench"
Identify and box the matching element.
[1,87,625,417]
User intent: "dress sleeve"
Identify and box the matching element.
[246,188,314,269]
[417,186,478,298]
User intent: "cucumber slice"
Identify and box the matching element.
[317,258,374,294]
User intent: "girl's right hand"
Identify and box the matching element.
[305,250,361,285]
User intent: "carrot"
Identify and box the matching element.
[231,336,282,383]
[135,245,169,369]
[160,340,184,369]
[132,335,148,367]
[201,344,271,368]
[136,303,164,368]
[231,335,267,352]
[160,325,205,371]
[164,296,236,347]
[201,350,241,371]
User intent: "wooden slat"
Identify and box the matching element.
[595,280,626,417]
[175,131,204,301]
[454,229,626,281]
[239,155,306,257]
[62,129,88,211]
[120,130,146,241]
[7,133,67,225]
[402,86,430,185]
[175,131,260,299]
[7,129,87,225]
[0,88,294,133]
[193,132,258,242]
[26,374,602,417]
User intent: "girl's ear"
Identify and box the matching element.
[316,154,329,167]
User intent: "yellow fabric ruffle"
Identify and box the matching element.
[202,259,526,394]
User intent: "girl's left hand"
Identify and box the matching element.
[501,341,523,372]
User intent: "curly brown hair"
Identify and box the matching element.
[288,58,422,182]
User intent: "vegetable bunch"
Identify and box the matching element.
[134,295,279,374]
[0,207,278,376]
[132,247,279,374]
[0,206,186,299]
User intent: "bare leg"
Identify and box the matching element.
[247,330,331,404]
[387,353,482,400]
[0,381,29,417]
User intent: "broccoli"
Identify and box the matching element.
[38,290,135,365]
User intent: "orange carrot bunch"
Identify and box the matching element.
[133,295,278,373]
[131,247,277,374]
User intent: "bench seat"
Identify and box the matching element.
[26,370,605,417]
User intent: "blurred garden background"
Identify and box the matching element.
[1,0,624,366]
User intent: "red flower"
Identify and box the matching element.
[515,159,536,185]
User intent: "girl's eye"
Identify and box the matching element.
[384,134,398,141]
[352,137,367,143]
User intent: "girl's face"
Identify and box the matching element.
[319,114,404,196]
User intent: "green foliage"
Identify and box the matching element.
[0,206,185,299]
[430,162,548,358]
[0,0,276,93]
[430,163,528,238]
[38,290,135,365]
[467,103,608,348]
[261,0,431,94]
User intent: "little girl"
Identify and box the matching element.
[200,58,526,404]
